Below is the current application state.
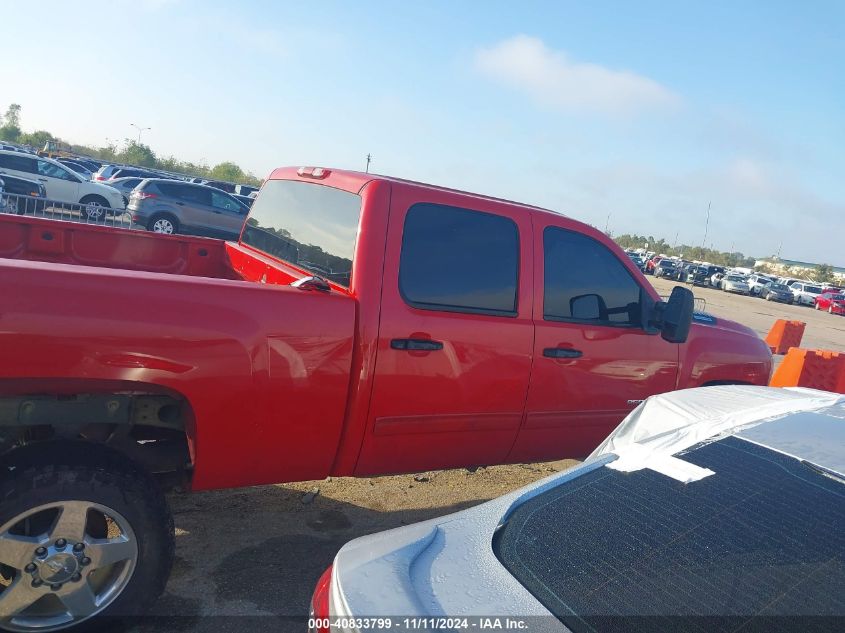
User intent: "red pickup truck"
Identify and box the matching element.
[0,167,771,630]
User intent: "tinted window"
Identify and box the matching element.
[211,190,246,214]
[0,153,36,173]
[178,185,212,206]
[123,178,142,188]
[398,204,519,316]
[37,160,76,181]
[544,227,642,325]
[153,181,184,198]
[242,179,361,288]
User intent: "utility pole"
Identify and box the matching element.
[776,241,782,259]
[701,201,711,249]
[130,123,151,144]
[604,212,611,234]
[673,231,679,253]
[365,153,372,173]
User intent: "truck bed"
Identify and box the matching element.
[0,214,242,279]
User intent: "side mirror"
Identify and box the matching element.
[570,294,608,320]
[656,286,694,343]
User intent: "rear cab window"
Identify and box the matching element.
[241,179,362,288]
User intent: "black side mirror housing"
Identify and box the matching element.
[654,286,695,343]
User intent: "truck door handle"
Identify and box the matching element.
[543,347,583,359]
[391,338,444,351]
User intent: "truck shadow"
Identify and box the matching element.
[127,476,508,633]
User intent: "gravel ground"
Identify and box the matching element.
[126,276,844,632]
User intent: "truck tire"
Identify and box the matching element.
[79,196,109,222]
[147,215,178,235]
[0,446,174,631]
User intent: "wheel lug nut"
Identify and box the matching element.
[81,557,91,566]
[55,538,67,549]
[31,578,43,588]
[73,542,85,552]
[35,547,47,557]
[50,583,62,591]
[71,572,82,582]
[24,563,36,573]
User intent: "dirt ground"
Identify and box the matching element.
[129,276,844,632]
[132,460,578,632]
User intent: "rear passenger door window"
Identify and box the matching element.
[179,185,212,206]
[543,227,642,326]
[399,203,519,316]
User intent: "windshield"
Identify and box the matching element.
[241,180,362,288]
[771,284,789,291]
[727,275,744,282]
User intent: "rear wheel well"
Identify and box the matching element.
[0,393,193,490]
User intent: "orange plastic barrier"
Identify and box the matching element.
[770,348,845,393]
[764,320,806,355]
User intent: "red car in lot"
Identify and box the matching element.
[815,291,845,314]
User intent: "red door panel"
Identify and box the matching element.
[509,218,679,463]
[354,187,534,476]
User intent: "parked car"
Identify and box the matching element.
[722,274,750,294]
[0,166,773,630]
[654,259,678,278]
[0,172,47,214]
[129,179,250,238]
[0,150,124,219]
[762,282,795,303]
[815,292,845,315]
[202,179,237,194]
[747,274,773,297]
[711,271,725,287]
[92,164,122,181]
[101,177,144,207]
[685,265,710,286]
[790,281,824,307]
[56,159,94,181]
[235,184,259,197]
[312,386,845,628]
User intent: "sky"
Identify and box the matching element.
[1,0,843,264]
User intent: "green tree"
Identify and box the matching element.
[209,161,246,182]
[814,263,835,284]
[116,140,157,167]
[0,103,22,143]
[20,129,55,148]
[2,104,21,127]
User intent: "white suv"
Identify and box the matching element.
[0,150,124,219]
[789,282,823,306]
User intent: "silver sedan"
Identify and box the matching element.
[722,274,750,294]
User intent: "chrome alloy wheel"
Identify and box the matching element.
[152,218,174,234]
[0,501,138,631]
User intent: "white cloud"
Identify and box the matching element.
[474,35,680,115]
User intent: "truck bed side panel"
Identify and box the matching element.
[0,258,356,490]
[0,214,240,279]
